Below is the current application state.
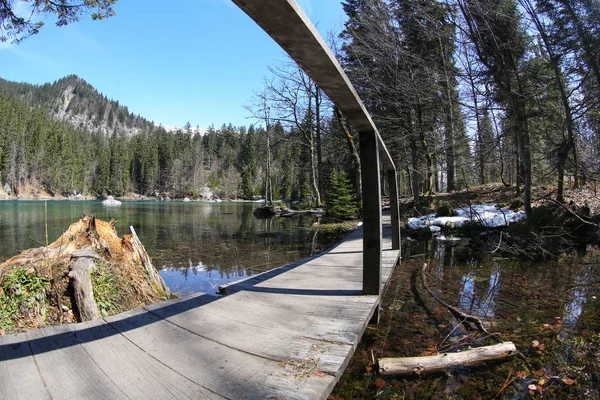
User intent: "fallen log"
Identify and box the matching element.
[379,341,517,376]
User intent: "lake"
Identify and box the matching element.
[0,200,325,295]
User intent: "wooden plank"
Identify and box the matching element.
[143,299,353,375]
[25,324,128,400]
[65,318,222,399]
[0,332,50,400]
[104,308,336,400]
[177,293,368,346]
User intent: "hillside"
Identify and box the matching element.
[0,75,153,135]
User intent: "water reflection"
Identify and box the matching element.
[562,265,593,329]
[160,263,249,296]
[0,201,321,295]
[457,270,500,319]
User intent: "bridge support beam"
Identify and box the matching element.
[360,130,382,297]
[388,169,401,253]
[232,0,402,311]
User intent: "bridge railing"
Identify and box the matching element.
[233,0,401,299]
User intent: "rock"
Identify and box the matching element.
[436,204,457,217]
[198,186,214,199]
[183,197,191,202]
[253,207,277,219]
[3,183,11,194]
[102,195,122,206]
[68,193,87,201]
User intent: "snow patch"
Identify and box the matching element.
[408,203,526,230]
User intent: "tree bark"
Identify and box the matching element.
[520,0,576,203]
[68,253,101,322]
[128,226,171,297]
[335,107,362,201]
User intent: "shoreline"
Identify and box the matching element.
[0,194,265,203]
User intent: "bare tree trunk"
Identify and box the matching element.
[307,92,321,207]
[335,107,362,201]
[440,36,456,192]
[410,137,420,205]
[417,105,434,195]
[315,87,324,200]
[520,0,576,203]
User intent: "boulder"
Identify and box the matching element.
[102,195,122,206]
[198,186,214,199]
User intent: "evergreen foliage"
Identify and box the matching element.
[326,169,358,220]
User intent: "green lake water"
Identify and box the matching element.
[0,201,322,295]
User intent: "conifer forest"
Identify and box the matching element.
[0,0,599,215]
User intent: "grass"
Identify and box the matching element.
[0,267,49,332]
[91,263,121,317]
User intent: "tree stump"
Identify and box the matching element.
[68,249,101,321]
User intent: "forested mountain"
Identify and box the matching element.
[0,75,357,206]
[0,75,153,135]
[3,0,599,213]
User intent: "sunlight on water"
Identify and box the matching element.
[0,201,321,294]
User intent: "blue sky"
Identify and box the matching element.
[0,0,346,129]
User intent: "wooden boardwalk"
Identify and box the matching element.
[0,216,400,400]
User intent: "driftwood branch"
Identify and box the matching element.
[421,263,495,336]
[547,197,598,227]
[379,342,517,376]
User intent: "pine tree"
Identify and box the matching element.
[326,169,358,220]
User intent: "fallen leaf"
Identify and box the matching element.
[532,340,540,348]
[438,324,448,329]
[528,384,538,391]
[375,378,386,389]
[535,369,546,377]
[562,377,575,385]
[538,378,546,386]
[517,371,528,379]
[365,366,373,372]
[315,371,326,377]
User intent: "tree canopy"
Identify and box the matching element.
[0,0,118,43]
